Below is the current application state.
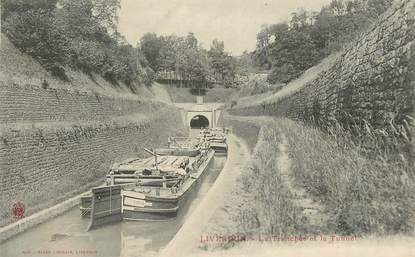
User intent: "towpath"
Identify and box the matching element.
[173,115,415,257]
[159,134,250,257]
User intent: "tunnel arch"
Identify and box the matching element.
[190,115,210,129]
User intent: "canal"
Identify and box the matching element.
[0,156,226,257]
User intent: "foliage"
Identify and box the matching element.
[240,128,305,235]
[281,118,414,235]
[140,33,164,72]
[252,0,393,83]
[139,32,240,89]
[143,66,155,87]
[208,39,237,86]
[234,51,255,74]
[2,8,70,79]
[1,0,58,19]
[227,116,415,236]
[237,74,284,99]
[1,0,153,89]
[140,32,213,86]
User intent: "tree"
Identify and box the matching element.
[2,8,69,78]
[140,33,163,72]
[208,39,236,85]
[235,50,253,75]
[253,25,273,69]
[268,23,289,40]
[2,0,152,88]
[177,45,210,83]
[209,39,225,56]
[57,0,120,33]
[1,0,58,19]
[92,0,120,30]
[251,0,393,83]
[366,0,393,19]
[268,27,318,83]
[157,35,181,73]
[256,24,271,48]
[185,32,198,49]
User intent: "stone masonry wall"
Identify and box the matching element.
[0,82,163,123]
[230,0,414,154]
[0,109,186,224]
[0,74,186,225]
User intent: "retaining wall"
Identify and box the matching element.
[230,0,415,155]
[0,82,163,123]
[0,109,186,226]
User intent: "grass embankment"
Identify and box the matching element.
[161,84,237,103]
[231,52,340,109]
[234,126,306,236]
[221,115,414,240]
[0,33,155,99]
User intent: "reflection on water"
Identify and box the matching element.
[0,157,226,257]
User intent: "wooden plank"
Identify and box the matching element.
[87,185,122,231]
[124,197,146,207]
[122,191,146,200]
[143,158,154,165]
[170,157,179,165]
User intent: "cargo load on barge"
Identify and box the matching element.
[80,142,215,230]
[199,127,228,154]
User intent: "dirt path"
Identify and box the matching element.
[160,114,415,257]
[277,135,290,175]
[277,134,327,228]
[225,114,328,227]
[159,134,250,257]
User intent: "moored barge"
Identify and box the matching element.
[80,143,215,229]
[199,128,228,154]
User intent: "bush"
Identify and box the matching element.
[1,0,58,19]
[2,9,70,74]
[238,74,283,98]
[254,0,394,83]
[143,66,155,87]
[1,0,154,87]
[70,39,106,73]
[267,64,299,83]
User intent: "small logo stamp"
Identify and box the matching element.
[12,201,25,219]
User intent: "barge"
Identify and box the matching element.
[80,143,215,230]
[199,128,228,154]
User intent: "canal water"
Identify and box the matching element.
[0,156,226,257]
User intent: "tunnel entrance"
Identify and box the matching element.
[190,115,210,129]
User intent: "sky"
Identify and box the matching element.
[117,0,332,56]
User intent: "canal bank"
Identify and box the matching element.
[0,182,99,243]
[0,155,227,257]
[160,134,250,257]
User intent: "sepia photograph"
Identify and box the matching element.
[0,0,414,256]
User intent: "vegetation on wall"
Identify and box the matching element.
[1,0,154,89]
[251,0,393,83]
[226,116,414,238]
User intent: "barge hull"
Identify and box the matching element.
[120,150,215,221]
